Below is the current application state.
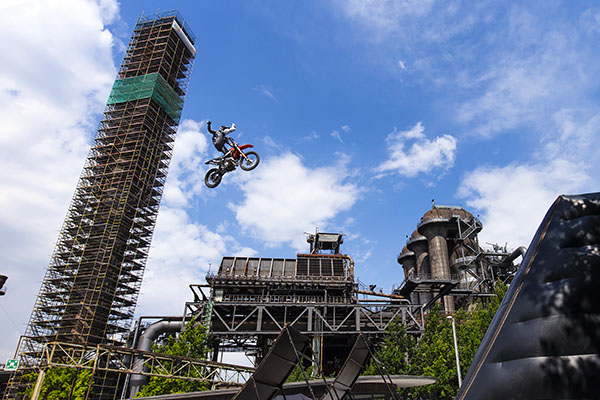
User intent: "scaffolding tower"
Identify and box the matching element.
[7,11,196,400]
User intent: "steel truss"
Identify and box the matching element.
[186,298,424,358]
[25,341,254,400]
[205,302,423,335]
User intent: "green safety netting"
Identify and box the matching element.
[107,73,183,122]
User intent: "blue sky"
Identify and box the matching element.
[0,0,599,361]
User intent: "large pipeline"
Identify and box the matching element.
[129,319,184,397]
[502,246,527,265]
[356,289,407,300]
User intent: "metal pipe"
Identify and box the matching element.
[356,290,406,300]
[30,367,46,400]
[122,316,185,398]
[129,319,184,397]
[503,246,527,265]
[447,315,462,388]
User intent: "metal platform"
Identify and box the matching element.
[129,375,437,400]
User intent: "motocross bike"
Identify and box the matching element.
[204,136,260,188]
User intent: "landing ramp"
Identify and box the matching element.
[232,325,310,400]
[320,334,370,400]
[458,192,600,399]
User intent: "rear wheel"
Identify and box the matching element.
[239,151,260,171]
[205,168,222,188]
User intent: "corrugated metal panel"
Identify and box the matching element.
[216,256,350,279]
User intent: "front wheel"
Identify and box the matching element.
[239,151,260,171]
[205,168,222,188]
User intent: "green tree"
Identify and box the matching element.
[135,320,212,397]
[286,363,316,383]
[407,303,459,399]
[458,281,507,370]
[366,282,508,399]
[21,367,92,400]
[364,318,416,376]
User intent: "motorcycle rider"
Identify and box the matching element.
[207,120,236,158]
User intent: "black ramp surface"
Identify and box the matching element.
[458,193,600,400]
[321,334,370,400]
[232,326,310,400]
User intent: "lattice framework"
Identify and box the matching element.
[7,11,196,400]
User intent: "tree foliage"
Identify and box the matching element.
[21,367,92,400]
[135,320,212,397]
[363,319,416,376]
[16,321,212,399]
[366,282,507,399]
[286,363,316,383]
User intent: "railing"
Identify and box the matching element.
[456,216,483,240]
[206,272,353,282]
[407,272,463,282]
[219,294,350,304]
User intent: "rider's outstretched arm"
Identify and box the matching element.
[207,120,216,134]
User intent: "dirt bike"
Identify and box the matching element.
[204,137,260,188]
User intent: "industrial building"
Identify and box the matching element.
[126,193,600,400]
[126,206,525,396]
[184,231,422,378]
[395,204,525,312]
[181,205,525,383]
[6,11,196,399]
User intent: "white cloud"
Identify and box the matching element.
[229,153,360,249]
[338,1,600,153]
[458,159,592,250]
[449,7,600,141]
[331,130,343,143]
[262,135,287,153]
[138,208,254,316]
[376,122,457,178]
[544,109,600,163]
[331,125,350,143]
[301,131,320,141]
[581,8,600,34]
[139,118,256,316]
[255,84,277,102]
[0,0,119,361]
[455,33,579,137]
[341,0,435,38]
[162,119,209,207]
